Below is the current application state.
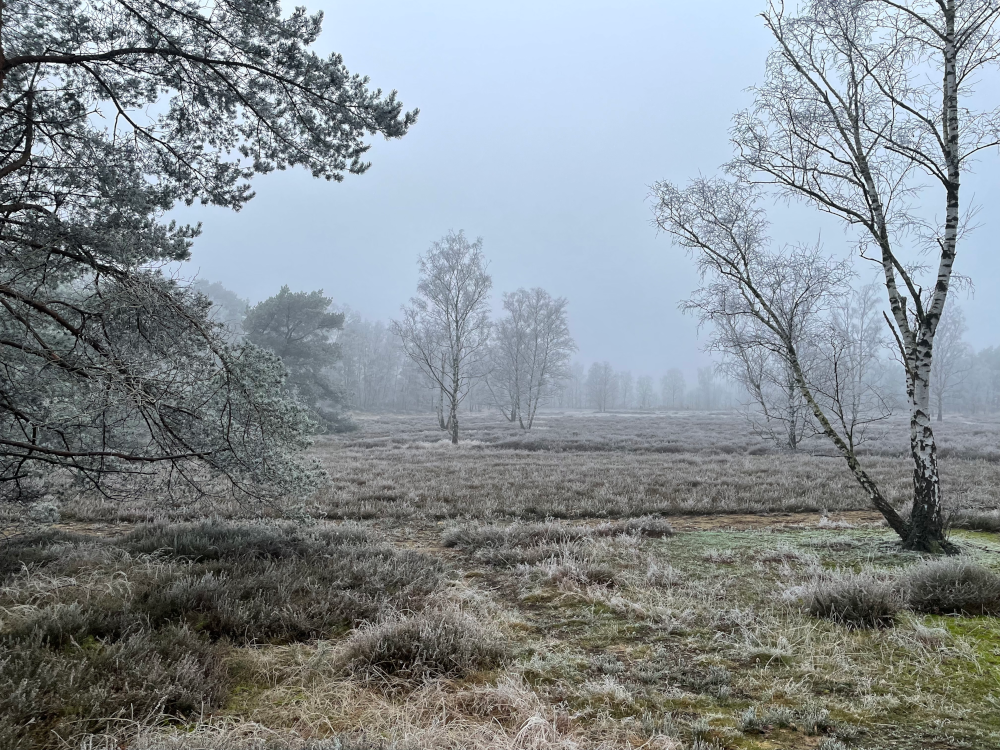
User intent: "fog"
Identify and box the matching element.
[177,0,1000,378]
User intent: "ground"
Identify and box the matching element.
[3,411,1000,750]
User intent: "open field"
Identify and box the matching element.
[4,412,1000,750]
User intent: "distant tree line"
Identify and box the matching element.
[555,363,735,412]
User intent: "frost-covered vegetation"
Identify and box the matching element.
[4,412,1000,750]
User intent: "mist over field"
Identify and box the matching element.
[3,2,1000,750]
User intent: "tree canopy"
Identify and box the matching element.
[0,0,415,501]
[244,287,353,433]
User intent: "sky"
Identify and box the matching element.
[176,0,1000,379]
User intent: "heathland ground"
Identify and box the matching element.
[3,411,1000,750]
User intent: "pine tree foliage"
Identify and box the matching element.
[0,0,415,500]
[243,287,354,433]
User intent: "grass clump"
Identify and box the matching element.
[804,570,901,628]
[339,605,508,684]
[0,529,97,578]
[904,557,1000,615]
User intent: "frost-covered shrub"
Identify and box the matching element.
[804,571,901,628]
[339,606,507,683]
[0,624,228,748]
[949,508,1000,533]
[905,557,1000,615]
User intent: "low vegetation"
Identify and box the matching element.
[905,558,1000,615]
[803,570,903,628]
[3,413,1000,750]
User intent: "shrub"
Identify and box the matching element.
[904,557,1000,615]
[3,522,447,646]
[762,706,796,728]
[799,704,834,735]
[0,529,95,578]
[738,707,765,734]
[0,624,228,748]
[804,571,901,628]
[122,519,373,561]
[949,508,1000,533]
[339,606,507,684]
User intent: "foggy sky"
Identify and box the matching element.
[177,0,1000,379]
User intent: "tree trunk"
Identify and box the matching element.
[437,384,447,430]
[450,355,460,445]
[787,347,910,540]
[906,356,951,552]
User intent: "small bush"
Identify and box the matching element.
[949,508,1000,533]
[799,704,834,735]
[804,571,901,628]
[738,707,765,734]
[762,706,796,728]
[905,557,1000,615]
[0,529,95,578]
[0,624,228,748]
[339,606,507,684]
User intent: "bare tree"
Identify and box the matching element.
[717,311,812,450]
[930,304,971,421]
[722,282,893,451]
[636,376,656,410]
[487,288,576,430]
[729,1,1000,551]
[618,371,635,410]
[696,367,721,410]
[392,231,492,444]
[661,369,686,409]
[559,362,587,409]
[338,312,428,412]
[652,176,912,543]
[586,362,617,412]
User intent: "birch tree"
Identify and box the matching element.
[727,0,1000,550]
[636,376,656,410]
[586,362,616,412]
[661,369,686,409]
[652,176,913,543]
[392,231,492,444]
[717,311,813,450]
[618,371,635,410]
[487,288,576,429]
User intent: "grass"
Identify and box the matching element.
[4,410,1000,749]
